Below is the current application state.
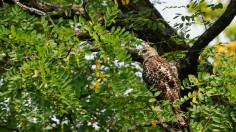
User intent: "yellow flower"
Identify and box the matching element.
[152,119,157,127]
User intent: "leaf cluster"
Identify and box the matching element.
[182,46,236,131]
[0,3,159,131]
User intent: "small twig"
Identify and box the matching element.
[66,46,73,59]
[13,0,55,24]
[187,111,191,132]
[13,0,46,15]
[199,10,207,30]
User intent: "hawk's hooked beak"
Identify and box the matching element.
[138,50,142,56]
[138,49,145,56]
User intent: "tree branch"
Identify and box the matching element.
[13,0,46,15]
[116,0,190,54]
[127,48,143,63]
[184,0,236,75]
[4,0,85,17]
[0,125,19,132]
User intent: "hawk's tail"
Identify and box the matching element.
[178,115,186,126]
[173,107,186,126]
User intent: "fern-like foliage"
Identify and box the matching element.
[182,46,236,131]
[0,3,155,131]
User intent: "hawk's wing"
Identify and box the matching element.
[142,56,180,102]
[142,55,186,126]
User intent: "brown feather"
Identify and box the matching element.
[139,46,186,126]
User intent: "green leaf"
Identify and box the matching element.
[104,5,120,27]
[216,3,223,9]
[149,98,156,103]
[154,91,161,97]
[186,34,190,38]
[59,17,63,23]
[153,106,161,111]
[181,16,185,21]
[198,92,204,101]
[157,23,165,30]
[185,16,190,21]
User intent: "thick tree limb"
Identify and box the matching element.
[116,0,190,54]
[183,0,236,75]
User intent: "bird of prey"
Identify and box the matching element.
[139,45,186,126]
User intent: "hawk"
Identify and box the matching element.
[139,46,186,126]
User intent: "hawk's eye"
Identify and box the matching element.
[142,49,147,53]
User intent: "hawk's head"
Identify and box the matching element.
[138,46,159,60]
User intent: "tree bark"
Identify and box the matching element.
[116,0,190,54]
